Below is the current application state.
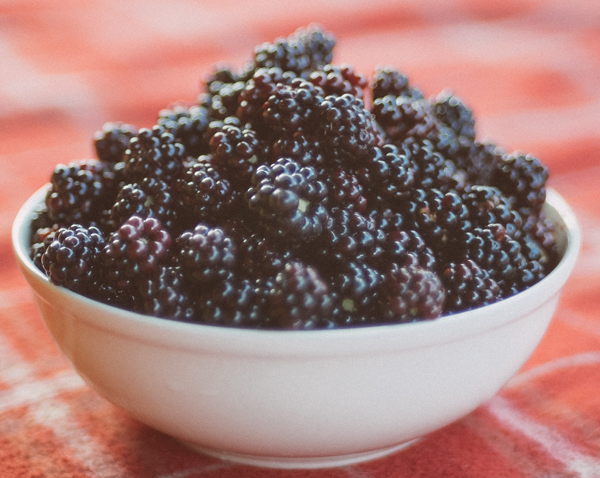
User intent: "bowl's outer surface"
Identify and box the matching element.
[12,186,581,467]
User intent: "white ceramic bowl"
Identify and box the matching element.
[13,186,580,469]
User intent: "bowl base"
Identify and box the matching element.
[180,438,421,469]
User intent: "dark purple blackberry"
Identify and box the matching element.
[136,266,194,320]
[45,159,116,226]
[326,167,367,213]
[377,265,445,323]
[41,224,106,293]
[372,96,437,144]
[272,131,325,168]
[491,152,549,219]
[157,104,211,157]
[237,232,295,279]
[442,259,502,314]
[402,137,460,192]
[124,125,186,184]
[307,64,367,99]
[205,80,246,121]
[111,177,179,231]
[460,141,504,186]
[30,226,58,272]
[253,25,335,78]
[371,66,424,101]
[246,157,329,239]
[522,210,560,270]
[237,67,297,125]
[204,63,241,89]
[356,143,415,205]
[382,228,438,272]
[176,156,240,226]
[263,78,324,134]
[94,122,138,164]
[462,185,523,239]
[208,124,266,186]
[318,94,384,166]
[331,261,383,322]
[102,216,171,291]
[175,224,235,285]
[430,90,476,142]
[268,262,334,330]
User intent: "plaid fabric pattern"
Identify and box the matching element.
[2,1,600,476]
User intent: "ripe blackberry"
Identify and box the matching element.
[272,131,325,168]
[307,64,367,99]
[30,226,58,272]
[268,262,334,330]
[331,261,383,319]
[462,185,523,239]
[157,104,211,157]
[377,265,445,323]
[137,266,194,320]
[326,167,367,213]
[205,80,246,120]
[237,67,296,126]
[94,122,138,164]
[204,63,241,89]
[382,228,438,272]
[111,177,179,231]
[293,24,336,72]
[176,156,239,226]
[102,216,171,291]
[318,94,384,166]
[356,143,415,205]
[246,157,329,239]
[402,137,460,192]
[459,141,504,186]
[237,232,295,279]
[442,259,501,313]
[175,224,235,285]
[45,159,116,226]
[41,224,106,293]
[372,96,437,144]
[491,152,549,218]
[523,210,560,270]
[124,125,186,184]
[208,124,266,186]
[371,66,424,101]
[263,78,324,135]
[430,90,476,142]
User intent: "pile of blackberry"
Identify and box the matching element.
[29,25,560,330]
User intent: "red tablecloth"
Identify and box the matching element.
[2,1,600,476]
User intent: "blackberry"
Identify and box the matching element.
[41,224,106,293]
[204,63,240,89]
[371,66,424,101]
[318,94,384,166]
[94,122,138,164]
[382,228,438,272]
[331,261,383,321]
[175,224,236,285]
[461,141,504,186]
[124,125,186,184]
[246,157,329,239]
[237,232,295,279]
[307,64,367,99]
[268,262,334,330]
[208,124,266,185]
[442,259,501,313]
[378,265,445,323]
[176,156,239,226]
[205,80,246,121]
[372,96,437,144]
[403,137,460,192]
[356,143,415,205]
[237,67,296,126]
[523,210,560,270]
[30,227,58,272]
[462,185,523,239]
[272,131,325,168]
[263,78,324,135]
[102,216,171,291]
[491,152,549,219]
[45,159,116,226]
[111,177,179,231]
[157,104,211,157]
[136,265,194,320]
[430,90,476,142]
[326,167,367,213]
[293,24,336,72]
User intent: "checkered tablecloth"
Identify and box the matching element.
[2,1,600,476]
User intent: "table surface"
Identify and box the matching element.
[2,1,600,477]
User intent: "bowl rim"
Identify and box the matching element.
[12,184,581,357]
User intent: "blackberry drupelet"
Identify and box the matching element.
[307,64,367,99]
[137,265,194,320]
[268,261,334,330]
[246,157,329,240]
[378,264,445,323]
[124,125,186,184]
[157,104,211,157]
[41,224,106,294]
[263,78,324,135]
[175,224,236,285]
[102,216,172,292]
[442,259,502,314]
[94,122,138,164]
